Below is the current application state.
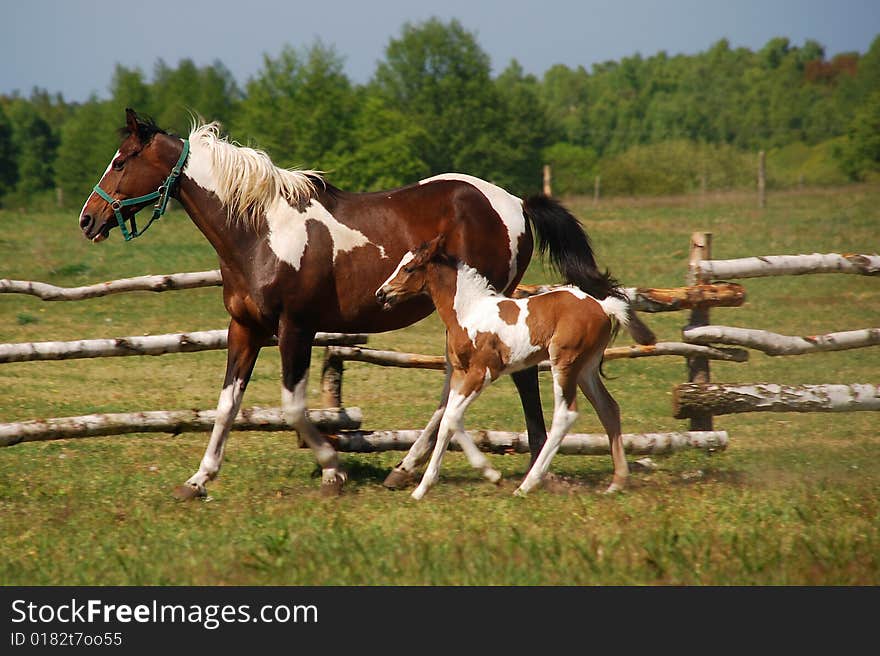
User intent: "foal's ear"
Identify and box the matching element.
[424,234,447,261]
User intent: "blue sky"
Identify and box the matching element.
[2,0,878,101]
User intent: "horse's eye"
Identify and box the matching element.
[112,158,124,171]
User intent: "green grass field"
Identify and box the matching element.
[1,186,878,585]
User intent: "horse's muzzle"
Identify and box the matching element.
[375,287,396,310]
[79,212,110,242]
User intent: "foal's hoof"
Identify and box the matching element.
[173,483,207,501]
[603,475,628,495]
[382,467,415,490]
[483,468,502,485]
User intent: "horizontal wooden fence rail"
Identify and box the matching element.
[324,342,749,371]
[0,270,224,301]
[0,330,368,364]
[696,253,880,280]
[673,383,880,418]
[328,430,729,455]
[0,407,362,447]
[514,282,746,312]
[2,269,746,314]
[683,326,880,356]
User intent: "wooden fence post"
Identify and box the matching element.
[685,232,714,431]
[758,150,766,209]
[594,175,601,205]
[543,164,552,197]
[321,347,344,409]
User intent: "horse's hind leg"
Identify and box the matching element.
[511,366,548,467]
[279,319,346,496]
[175,319,264,499]
[578,363,628,493]
[383,338,453,489]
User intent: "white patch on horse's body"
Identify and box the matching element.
[420,173,526,288]
[183,123,385,270]
[452,263,541,372]
[265,198,384,270]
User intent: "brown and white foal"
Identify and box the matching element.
[376,235,630,499]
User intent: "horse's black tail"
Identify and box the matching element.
[522,194,656,346]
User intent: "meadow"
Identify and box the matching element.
[0,185,877,585]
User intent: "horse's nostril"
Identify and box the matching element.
[80,214,94,231]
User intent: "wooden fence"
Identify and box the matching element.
[2,239,877,453]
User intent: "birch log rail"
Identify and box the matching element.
[0,270,223,301]
[695,253,880,280]
[683,326,880,356]
[0,407,362,447]
[323,342,748,371]
[0,330,368,363]
[673,383,880,418]
[512,282,746,312]
[328,429,729,455]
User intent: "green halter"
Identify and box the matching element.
[92,140,190,241]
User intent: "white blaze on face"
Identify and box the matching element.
[378,250,415,293]
[419,173,526,289]
[452,263,541,370]
[81,149,121,216]
[265,198,384,270]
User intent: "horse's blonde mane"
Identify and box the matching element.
[187,121,322,226]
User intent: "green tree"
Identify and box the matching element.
[234,42,355,168]
[54,98,118,205]
[152,59,240,133]
[324,94,430,191]
[0,104,17,199]
[109,65,153,117]
[373,18,509,179]
[6,99,56,197]
[836,89,880,180]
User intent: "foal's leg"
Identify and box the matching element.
[176,319,264,499]
[515,366,579,496]
[278,318,346,496]
[578,364,628,493]
[383,351,452,489]
[411,372,483,500]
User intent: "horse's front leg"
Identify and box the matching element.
[279,318,346,496]
[175,319,264,499]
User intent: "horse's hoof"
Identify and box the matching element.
[483,468,502,485]
[383,467,414,490]
[411,487,427,501]
[320,473,346,497]
[173,484,206,501]
[513,487,528,497]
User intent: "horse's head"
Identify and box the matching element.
[375,235,449,309]
[79,109,185,242]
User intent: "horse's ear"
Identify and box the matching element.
[125,108,140,139]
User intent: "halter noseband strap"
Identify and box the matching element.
[92,140,190,241]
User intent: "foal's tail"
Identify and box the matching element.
[522,194,656,345]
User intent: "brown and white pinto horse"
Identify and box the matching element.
[376,236,630,499]
[79,109,653,498]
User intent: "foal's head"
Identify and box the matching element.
[79,109,182,242]
[375,235,451,309]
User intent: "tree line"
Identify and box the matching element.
[1,18,878,207]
